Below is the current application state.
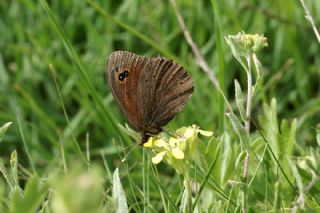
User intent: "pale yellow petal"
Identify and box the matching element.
[184,127,195,138]
[168,137,181,147]
[151,151,166,164]
[199,130,213,137]
[172,147,184,159]
[176,127,187,135]
[154,139,168,148]
[143,137,154,147]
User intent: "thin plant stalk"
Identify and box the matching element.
[245,55,253,132]
[242,55,253,213]
[169,0,233,114]
[184,177,192,213]
[299,0,320,43]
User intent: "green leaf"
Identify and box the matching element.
[112,168,128,213]
[179,189,188,213]
[234,80,246,122]
[0,159,14,190]
[235,151,246,169]
[252,53,264,95]
[0,122,13,142]
[226,113,251,153]
[220,133,238,183]
[273,181,281,212]
[279,119,297,158]
[205,136,222,183]
[259,98,280,158]
[260,99,297,160]
[288,159,304,193]
[316,127,320,146]
[225,36,249,72]
[10,150,19,188]
[305,199,320,209]
[10,175,49,213]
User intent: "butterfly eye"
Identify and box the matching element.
[118,70,129,81]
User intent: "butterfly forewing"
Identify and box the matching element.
[107,51,144,130]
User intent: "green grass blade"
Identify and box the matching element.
[16,115,36,174]
[39,0,131,145]
[86,0,180,64]
[211,0,226,132]
[49,64,87,162]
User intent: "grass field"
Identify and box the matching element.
[0,0,320,212]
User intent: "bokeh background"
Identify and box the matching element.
[0,0,319,205]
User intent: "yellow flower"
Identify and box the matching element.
[144,125,213,165]
[151,151,166,164]
[146,137,185,164]
[176,125,213,139]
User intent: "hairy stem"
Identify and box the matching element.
[245,56,253,132]
[242,55,253,213]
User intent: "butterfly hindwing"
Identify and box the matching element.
[148,59,194,128]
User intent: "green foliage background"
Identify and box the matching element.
[0,0,319,212]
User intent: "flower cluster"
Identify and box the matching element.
[226,32,268,56]
[144,125,213,173]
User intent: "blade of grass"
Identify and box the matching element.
[169,0,233,113]
[211,0,226,132]
[14,85,57,133]
[49,64,87,163]
[16,115,36,174]
[153,165,169,213]
[86,0,180,64]
[148,164,179,212]
[113,140,142,213]
[58,131,68,175]
[39,0,132,147]
[252,119,298,194]
[191,163,236,208]
[248,144,268,188]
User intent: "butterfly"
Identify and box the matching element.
[107,51,194,144]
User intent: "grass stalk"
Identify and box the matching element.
[170,0,233,113]
[16,115,36,174]
[299,0,320,43]
[49,64,87,163]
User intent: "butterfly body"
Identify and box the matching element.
[107,51,194,144]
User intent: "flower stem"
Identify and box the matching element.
[184,177,193,213]
[245,55,253,132]
[242,55,253,213]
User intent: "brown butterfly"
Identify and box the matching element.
[107,51,194,144]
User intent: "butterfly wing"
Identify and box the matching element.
[137,57,194,134]
[107,51,194,140]
[107,51,149,131]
